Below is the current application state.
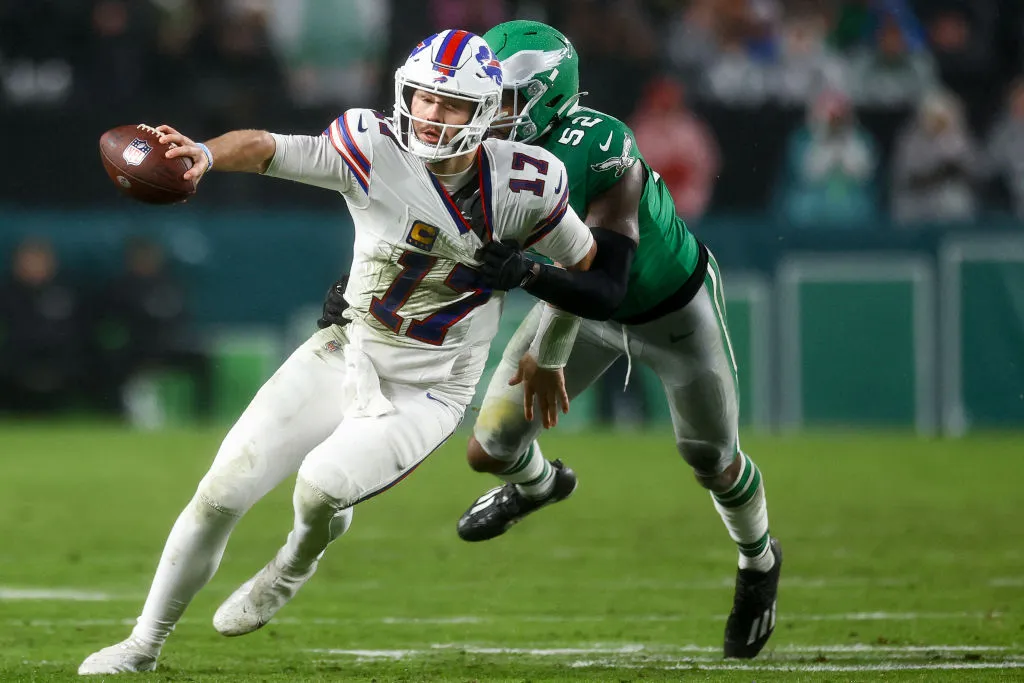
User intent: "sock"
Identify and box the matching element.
[278,476,353,576]
[711,452,774,573]
[497,441,555,499]
[131,494,241,649]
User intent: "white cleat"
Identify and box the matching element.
[78,637,158,675]
[212,556,317,637]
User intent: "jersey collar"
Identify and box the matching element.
[425,147,495,242]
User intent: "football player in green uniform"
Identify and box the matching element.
[318,20,781,658]
[460,21,781,659]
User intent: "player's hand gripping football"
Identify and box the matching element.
[156,125,211,183]
[510,353,569,429]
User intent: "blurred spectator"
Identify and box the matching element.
[694,1,846,107]
[71,0,162,108]
[88,238,212,420]
[847,12,937,108]
[776,89,880,228]
[191,4,288,130]
[891,89,981,225]
[666,0,721,86]
[984,78,1024,219]
[265,0,388,108]
[914,0,1000,125]
[629,76,720,223]
[379,0,511,109]
[565,0,660,119]
[0,239,85,414]
[0,0,78,106]
[829,0,927,53]
[772,4,847,105]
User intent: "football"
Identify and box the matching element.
[99,124,196,204]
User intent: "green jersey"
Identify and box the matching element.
[542,106,701,321]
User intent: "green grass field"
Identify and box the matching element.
[0,425,1022,681]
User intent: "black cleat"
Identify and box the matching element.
[457,459,577,542]
[724,537,783,659]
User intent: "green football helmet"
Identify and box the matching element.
[482,20,581,143]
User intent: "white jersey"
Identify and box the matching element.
[265,108,593,400]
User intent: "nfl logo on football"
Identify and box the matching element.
[122,138,153,166]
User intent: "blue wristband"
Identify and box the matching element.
[196,142,214,171]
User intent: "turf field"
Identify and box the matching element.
[0,425,1022,681]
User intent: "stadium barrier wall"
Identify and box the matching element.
[1,210,1022,432]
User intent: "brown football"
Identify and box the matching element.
[99,124,196,204]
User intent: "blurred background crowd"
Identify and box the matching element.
[2,0,1022,428]
[5,0,1024,221]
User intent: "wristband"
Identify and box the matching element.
[528,305,580,369]
[196,142,214,171]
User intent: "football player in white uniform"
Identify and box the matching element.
[78,29,595,676]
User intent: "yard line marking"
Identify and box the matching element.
[990,577,1024,587]
[4,618,136,627]
[381,576,917,591]
[785,611,1003,622]
[310,644,1016,656]
[310,649,419,659]
[571,661,1024,672]
[281,611,1007,624]
[0,587,137,602]
[2,574,1001,603]
[8,611,1004,628]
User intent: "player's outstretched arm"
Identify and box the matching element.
[477,163,642,320]
[158,126,276,181]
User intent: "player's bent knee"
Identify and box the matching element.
[474,400,535,465]
[195,468,257,518]
[190,491,243,527]
[294,476,353,542]
[466,436,506,473]
[676,437,736,491]
[297,459,362,511]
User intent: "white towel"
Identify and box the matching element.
[340,326,394,418]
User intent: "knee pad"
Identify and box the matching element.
[294,475,354,543]
[196,471,253,518]
[297,457,362,510]
[677,437,735,487]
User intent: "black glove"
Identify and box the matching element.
[474,240,538,291]
[316,275,350,329]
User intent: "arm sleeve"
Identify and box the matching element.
[524,227,636,321]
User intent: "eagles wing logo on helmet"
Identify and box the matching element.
[482,21,581,143]
[500,49,568,87]
[474,45,503,86]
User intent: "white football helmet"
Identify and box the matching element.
[394,30,503,161]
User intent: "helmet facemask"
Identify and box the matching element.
[394,77,500,161]
[490,80,547,142]
[392,30,503,162]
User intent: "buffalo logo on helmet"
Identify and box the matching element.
[474,45,502,86]
[409,33,437,59]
